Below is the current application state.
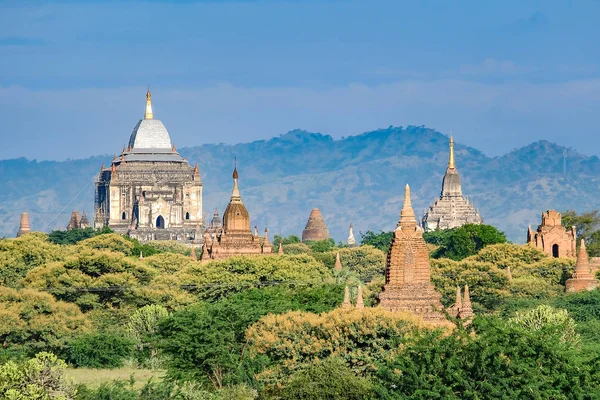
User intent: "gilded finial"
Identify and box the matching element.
[144,88,154,120]
[448,134,455,169]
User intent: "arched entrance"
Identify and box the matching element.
[156,215,165,229]
[552,244,559,258]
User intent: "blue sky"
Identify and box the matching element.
[1,0,599,160]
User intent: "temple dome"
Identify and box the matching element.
[127,90,173,150]
[128,119,173,149]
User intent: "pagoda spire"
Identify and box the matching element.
[17,212,31,237]
[342,286,352,309]
[399,184,416,226]
[356,286,364,309]
[230,159,242,203]
[144,88,154,120]
[334,252,342,271]
[455,286,462,310]
[448,135,456,169]
[278,240,284,254]
[189,243,197,261]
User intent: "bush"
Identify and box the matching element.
[279,358,374,400]
[0,287,89,357]
[67,333,134,368]
[431,224,507,260]
[0,352,76,399]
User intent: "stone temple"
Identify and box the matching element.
[94,90,203,242]
[379,184,446,322]
[201,166,271,259]
[422,136,483,231]
[527,210,576,258]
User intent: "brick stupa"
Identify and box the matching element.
[17,212,31,237]
[379,184,446,322]
[301,208,330,242]
[565,239,598,292]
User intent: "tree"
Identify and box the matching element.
[246,308,435,386]
[374,317,598,399]
[304,238,336,253]
[563,210,600,256]
[360,230,393,253]
[156,284,344,387]
[0,287,89,358]
[272,234,301,250]
[432,224,507,260]
[47,226,112,245]
[509,305,580,347]
[0,352,76,400]
[67,332,134,368]
[127,305,169,365]
[278,358,375,400]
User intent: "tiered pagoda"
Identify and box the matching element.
[201,166,271,260]
[379,184,446,322]
[422,136,483,231]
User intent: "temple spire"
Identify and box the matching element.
[334,252,342,271]
[278,241,284,254]
[356,286,364,309]
[17,212,31,237]
[190,243,197,261]
[448,135,455,169]
[230,160,242,202]
[399,184,416,225]
[144,89,154,120]
[342,286,352,309]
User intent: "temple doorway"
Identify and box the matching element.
[156,215,165,229]
[552,244,559,258]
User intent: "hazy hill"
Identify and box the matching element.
[1,126,598,242]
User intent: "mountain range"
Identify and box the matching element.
[1,126,598,243]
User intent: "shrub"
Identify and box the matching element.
[0,352,76,399]
[67,333,134,368]
[278,358,374,400]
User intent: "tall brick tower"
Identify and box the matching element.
[379,184,446,322]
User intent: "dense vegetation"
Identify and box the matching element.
[1,225,599,399]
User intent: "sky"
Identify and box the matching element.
[1,0,600,160]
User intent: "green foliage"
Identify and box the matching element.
[335,245,386,282]
[156,284,344,387]
[48,227,113,245]
[431,258,509,311]
[175,254,332,301]
[431,224,507,260]
[278,358,374,400]
[304,238,336,253]
[246,308,433,386]
[0,232,71,287]
[0,352,76,400]
[374,317,598,399]
[0,287,89,358]
[272,234,301,250]
[509,305,580,346]
[359,230,393,253]
[127,305,169,366]
[66,333,134,368]
[563,209,600,256]
[280,243,311,255]
[76,380,138,400]
[76,234,135,255]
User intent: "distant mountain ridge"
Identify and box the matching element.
[1,126,598,242]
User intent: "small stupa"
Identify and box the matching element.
[301,208,330,242]
[334,252,342,271]
[379,184,446,322]
[565,239,599,292]
[347,224,357,247]
[17,212,31,237]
